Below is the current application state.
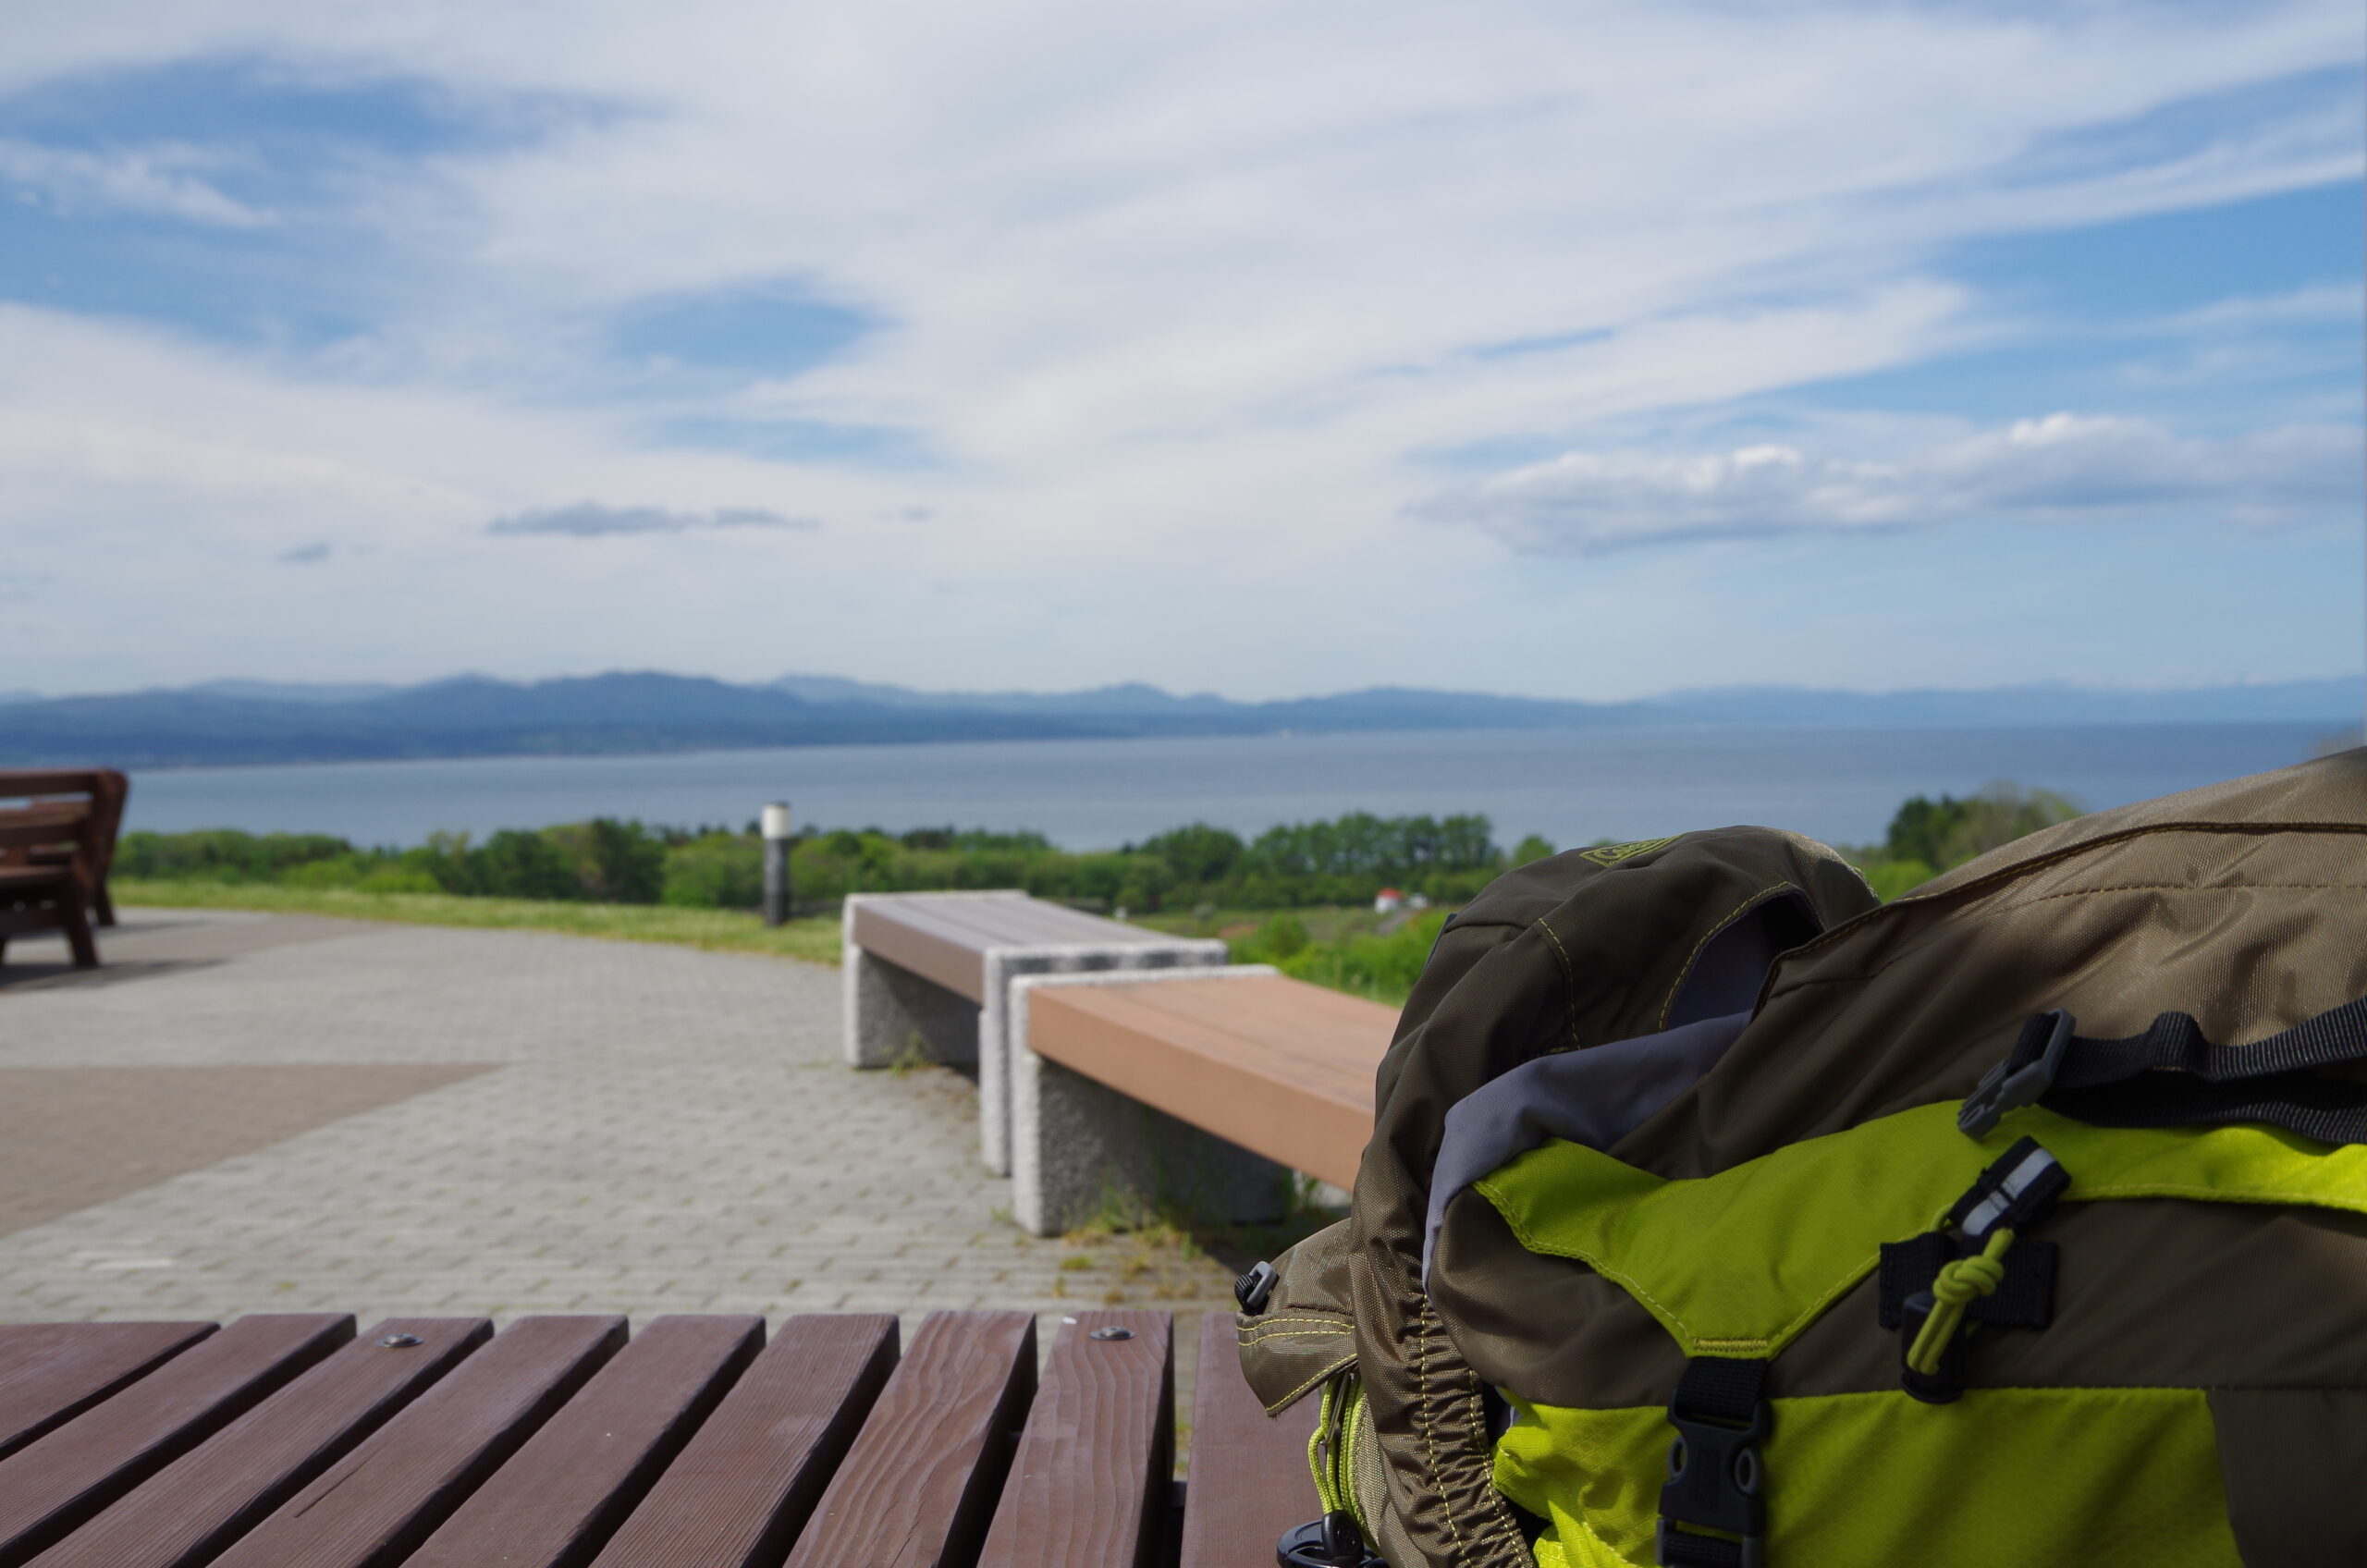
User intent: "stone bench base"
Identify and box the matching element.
[1009,967,1294,1236]
[839,894,1227,1174]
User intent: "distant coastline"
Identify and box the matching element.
[0,669,2358,770]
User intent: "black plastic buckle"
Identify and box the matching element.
[1235,1260,1279,1315]
[1278,1512,1384,1567]
[1657,1395,1768,1567]
[1958,1009,2076,1139]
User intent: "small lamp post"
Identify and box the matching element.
[761,802,793,926]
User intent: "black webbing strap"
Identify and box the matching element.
[1657,1357,1769,1568]
[1960,995,2367,1145]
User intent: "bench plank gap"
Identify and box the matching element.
[785,1310,1036,1568]
[0,1315,350,1568]
[975,1311,1171,1568]
[587,1314,897,1568]
[405,1315,763,1568]
[0,1324,217,1465]
[24,1317,488,1568]
[208,1315,624,1568]
[1179,1312,1322,1568]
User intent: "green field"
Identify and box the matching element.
[116,879,843,966]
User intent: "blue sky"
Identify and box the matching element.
[0,2,2358,701]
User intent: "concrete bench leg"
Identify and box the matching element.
[1009,970,1292,1236]
[842,937,980,1071]
[977,940,1227,1176]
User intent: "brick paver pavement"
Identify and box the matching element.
[0,912,1244,1357]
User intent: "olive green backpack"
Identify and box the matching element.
[1237,750,2367,1568]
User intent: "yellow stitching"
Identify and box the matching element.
[1240,1335,1354,1354]
[1264,1353,1356,1415]
[1768,821,2367,984]
[1654,885,1788,1033]
[1534,917,1581,1048]
[1238,1316,1354,1337]
[1413,1311,1471,1560]
[1461,1358,1528,1557]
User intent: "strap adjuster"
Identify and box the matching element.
[1958,1009,2076,1138]
[1657,1358,1770,1567]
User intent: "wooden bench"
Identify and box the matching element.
[0,1308,1318,1568]
[0,771,129,973]
[1007,969,1398,1234]
[841,892,1226,1175]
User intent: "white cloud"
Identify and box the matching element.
[1426,414,2366,554]
[0,2,2359,695]
[0,139,270,227]
[486,502,815,536]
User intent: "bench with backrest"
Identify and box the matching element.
[841,891,1226,1174]
[1006,966,1398,1234]
[0,1306,1315,1568]
[0,770,128,971]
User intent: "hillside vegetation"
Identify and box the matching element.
[115,784,2079,1005]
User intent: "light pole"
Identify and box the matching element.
[761,801,792,926]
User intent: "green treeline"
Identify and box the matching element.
[116,810,1554,913]
[114,780,2079,916]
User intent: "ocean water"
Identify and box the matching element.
[109,723,2336,852]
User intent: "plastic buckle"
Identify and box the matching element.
[1235,1260,1279,1315]
[1277,1512,1384,1567]
[1656,1396,1768,1567]
[1957,1009,2076,1139]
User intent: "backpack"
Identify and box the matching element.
[1236,749,2367,1568]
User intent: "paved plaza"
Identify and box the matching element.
[0,910,1245,1383]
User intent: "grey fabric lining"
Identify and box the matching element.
[1419,896,1801,1282]
[1422,1010,1748,1280]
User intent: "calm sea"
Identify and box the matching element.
[111,723,2335,852]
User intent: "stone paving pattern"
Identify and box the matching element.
[0,912,1245,1393]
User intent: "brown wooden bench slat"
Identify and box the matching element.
[975,1311,1172,1568]
[1027,974,1394,1190]
[26,1317,489,1568]
[1179,1311,1323,1568]
[585,1314,897,1568]
[0,1324,217,1466]
[0,1315,351,1568]
[206,1316,622,1568]
[404,1315,764,1568]
[783,1310,1036,1568]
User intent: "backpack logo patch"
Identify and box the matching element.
[1580,836,1676,867]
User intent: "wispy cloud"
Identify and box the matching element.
[1427,414,2366,554]
[0,139,269,227]
[276,541,331,563]
[485,502,816,536]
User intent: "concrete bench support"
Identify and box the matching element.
[840,892,1227,1173]
[1010,968,1294,1236]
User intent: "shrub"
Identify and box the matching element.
[662,835,765,908]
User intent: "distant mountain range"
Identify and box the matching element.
[0,671,2355,769]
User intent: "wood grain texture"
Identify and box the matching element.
[406,1315,763,1568]
[784,1311,1036,1568]
[0,1324,216,1465]
[587,1314,897,1568]
[26,1317,488,1568]
[975,1311,1172,1568]
[208,1315,624,1568]
[1179,1311,1322,1568]
[1028,974,1394,1188]
[0,1315,351,1568]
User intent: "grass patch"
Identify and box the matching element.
[116,879,842,966]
